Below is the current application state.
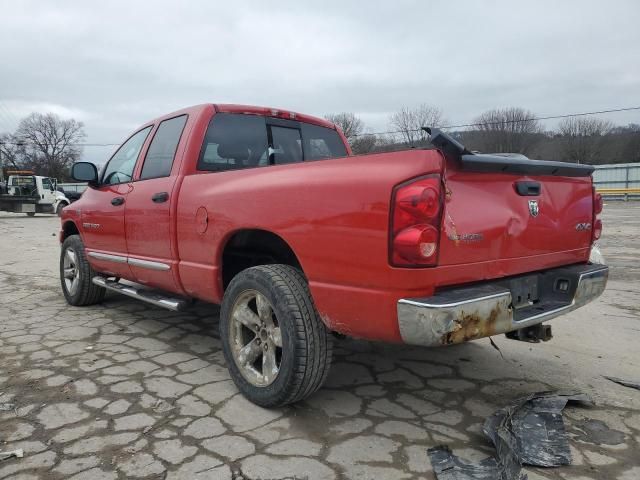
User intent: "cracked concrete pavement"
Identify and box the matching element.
[0,202,639,479]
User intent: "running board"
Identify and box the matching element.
[92,276,190,311]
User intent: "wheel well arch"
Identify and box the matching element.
[221,229,303,290]
[61,220,79,240]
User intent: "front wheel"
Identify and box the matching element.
[220,265,333,407]
[60,234,105,306]
[26,212,36,217]
[56,202,68,216]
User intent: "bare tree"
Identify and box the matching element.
[350,133,377,154]
[324,112,364,142]
[558,116,614,164]
[389,104,447,146]
[15,113,85,179]
[325,112,381,154]
[468,107,542,154]
[0,133,26,170]
[619,123,640,163]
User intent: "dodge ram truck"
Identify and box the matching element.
[60,104,608,407]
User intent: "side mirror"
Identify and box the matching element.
[71,162,99,185]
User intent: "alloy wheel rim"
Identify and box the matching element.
[229,289,282,387]
[63,248,80,296]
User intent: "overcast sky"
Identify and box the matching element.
[1,0,639,162]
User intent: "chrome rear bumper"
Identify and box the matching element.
[397,263,608,347]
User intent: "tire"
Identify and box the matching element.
[26,212,36,217]
[220,264,333,407]
[60,234,106,306]
[56,202,68,217]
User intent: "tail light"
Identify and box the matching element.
[593,191,603,215]
[592,218,602,241]
[592,188,603,242]
[390,175,442,266]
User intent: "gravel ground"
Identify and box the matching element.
[0,202,639,480]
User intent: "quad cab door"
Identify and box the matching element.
[81,126,153,278]
[124,114,189,292]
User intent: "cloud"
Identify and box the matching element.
[2,100,91,123]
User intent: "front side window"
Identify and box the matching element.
[41,178,53,190]
[102,126,152,185]
[198,114,269,171]
[140,115,187,180]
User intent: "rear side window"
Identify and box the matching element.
[140,115,187,180]
[197,113,348,172]
[198,113,269,171]
[301,123,348,160]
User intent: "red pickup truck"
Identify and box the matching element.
[60,104,608,407]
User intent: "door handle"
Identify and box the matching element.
[111,197,125,206]
[151,192,169,203]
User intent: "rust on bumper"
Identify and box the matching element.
[397,263,608,347]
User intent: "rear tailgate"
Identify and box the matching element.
[426,132,596,268]
[439,163,593,266]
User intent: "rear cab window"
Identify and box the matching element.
[270,126,303,164]
[301,123,347,160]
[10,176,35,187]
[198,113,347,172]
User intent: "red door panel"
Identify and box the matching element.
[80,184,133,278]
[124,177,180,291]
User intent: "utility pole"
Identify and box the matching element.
[0,142,5,183]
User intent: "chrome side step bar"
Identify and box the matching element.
[92,276,190,311]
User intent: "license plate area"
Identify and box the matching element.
[504,267,582,322]
[508,275,539,309]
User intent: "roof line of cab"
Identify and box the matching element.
[214,104,336,129]
[142,103,337,131]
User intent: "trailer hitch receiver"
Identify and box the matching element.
[505,324,553,343]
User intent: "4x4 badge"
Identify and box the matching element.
[528,200,539,217]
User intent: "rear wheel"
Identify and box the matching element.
[60,234,105,306]
[26,212,36,217]
[220,265,333,407]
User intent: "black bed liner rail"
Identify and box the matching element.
[425,127,594,177]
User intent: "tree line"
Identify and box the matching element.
[0,106,637,181]
[326,106,640,164]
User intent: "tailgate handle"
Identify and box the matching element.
[515,181,541,196]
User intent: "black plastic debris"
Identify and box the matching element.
[574,418,626,446]
[604,376,640,391]
[427,445,526,480]
[428,392,593,480]
[483,391,592,467]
